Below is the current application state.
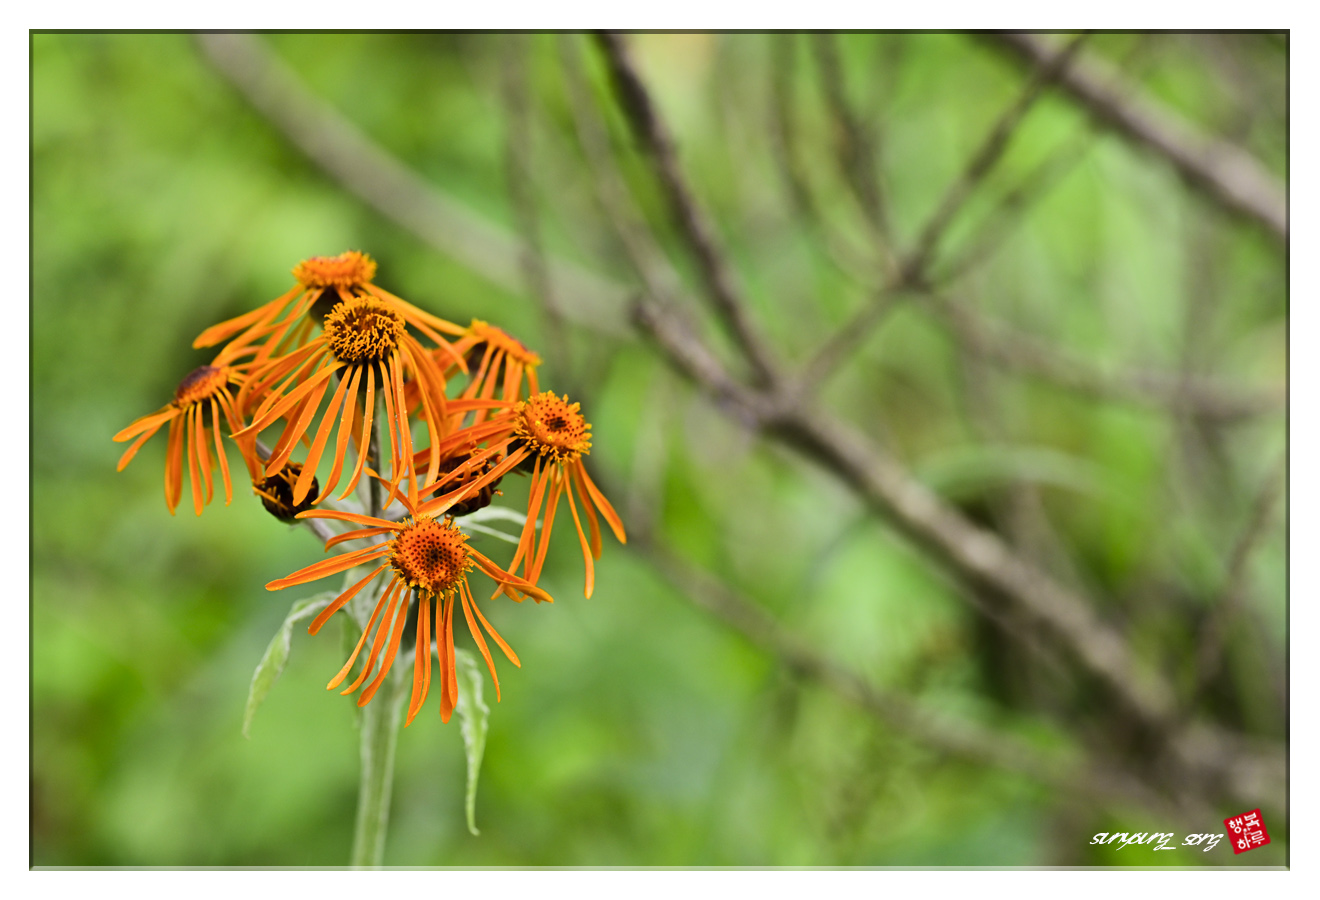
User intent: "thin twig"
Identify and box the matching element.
[930,293,1285,421]
[558,34,679,308]
[984,32,1287,242]
[810,33,894,252]
[799,34,1087,390]
[1188,454,1286,706]
[766,34,874,285]
[905,33,1090,281]
[934,131,1097,285]
[500,35,570,377]
[794,283,904,397]
[594,32,780,387]
[635,536,1202,827]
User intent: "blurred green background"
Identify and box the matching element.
[32,32,1286,866]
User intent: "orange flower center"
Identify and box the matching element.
[469,319,542,367]
[292,251,377,289]
[173,365,229,408]
[324,296,405,364]
[513,391,592,463]
[390,517,473,595]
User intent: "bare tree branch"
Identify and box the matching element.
[1189,453,1286,706]
[810,33,894,250]
[634,292,1284,813]
[767,34,876,286]
[559,34,685,311]
[935,131,1097,285]
[797,35,1085,392]
[930,293,1285,421]
[594,32,780,387]
[905,33,1089,282]
[635,294,1178,728]
[499,34,570,377]
[635,536,1199,824]
[984,32,1287,242]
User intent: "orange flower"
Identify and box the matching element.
[234,294,458,507]
[452,320,541,402]
[404,320,539,437]
[494,392,625,599]
[114,351,249,516]
[194,251,379,366]
[407,392,625,598]
[197,252,467,406]
[266,481,552,724]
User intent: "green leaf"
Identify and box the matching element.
[242,591,337,739]
[453,647,490,837]
[460,521,521,544]
[463,506,529,527]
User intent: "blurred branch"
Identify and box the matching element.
[810,33,894,252]
[635,535,1193,823]
[1188,453,1286,707]
[559,35,681,307]
[594,32,780,388]
[767,36,819,232]
[930,293,1286,421]
[194,32,629,336]
[798,34,1085,391]
[499,35,570,377]
[794,284,904,396]
[934,131,1096,285]
[984,32,1287,242]
[634,295,1181,730]
[636,293,1284,812]
[933,35,1158,287]
[767,35,875,285]
[904,33,1089,282]
[800,281,1282,423]
[201,32,1279,426]
[796,34,1077,394]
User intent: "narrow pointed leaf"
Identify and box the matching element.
[454,647,490,836]
[243,591,337,738]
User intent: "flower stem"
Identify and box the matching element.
[348,403,399,869]
[368,410,382,518]
[348,665,406,868]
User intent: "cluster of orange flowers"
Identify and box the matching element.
[115,252,624,725]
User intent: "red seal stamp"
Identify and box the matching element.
[1223,809,1271,854]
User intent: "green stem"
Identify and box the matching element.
[349,403,399,869]
[349,666,406,868]
[368,404,383,519]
